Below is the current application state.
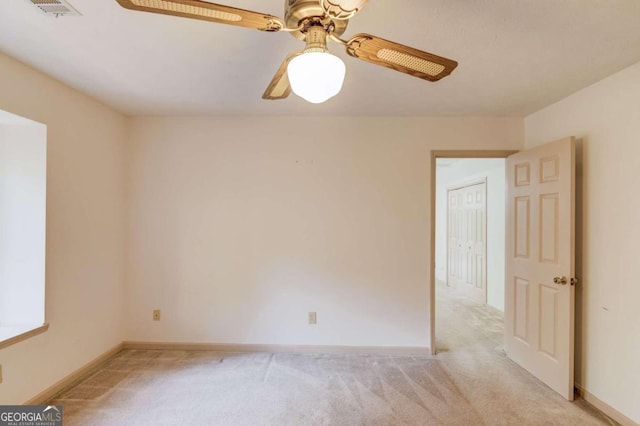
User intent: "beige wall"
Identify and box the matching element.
[525,60,640,424]
[126,116,522,348]
[0,52,127,404]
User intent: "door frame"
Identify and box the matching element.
[446,178,487,305]
[430,150,517,355]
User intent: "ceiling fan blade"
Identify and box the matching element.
[320,0,368,20]
[346,34,458,82]
[116,0,285,32]
[262,52,302,100]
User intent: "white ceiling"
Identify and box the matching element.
[1,0,640,116]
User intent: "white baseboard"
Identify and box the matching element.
[24,342,124,405]
[575,384,639,426]
[123,341,431,357]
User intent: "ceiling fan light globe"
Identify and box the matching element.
[287,52,346,104]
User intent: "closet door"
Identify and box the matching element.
[447,181,487,304]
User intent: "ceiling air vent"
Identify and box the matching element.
[26,0,81,17]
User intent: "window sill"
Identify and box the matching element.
[0,323,49,350]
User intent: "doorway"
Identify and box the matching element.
[430,141,577,400]
[429,151,516,355]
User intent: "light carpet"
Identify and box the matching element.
[47,284,616,425]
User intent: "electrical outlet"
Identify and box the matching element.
[308,312,317,325]
[153,309,161,321]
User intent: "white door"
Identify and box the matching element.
[447,188,465,287]
[505,137,576,400]
[447,181,487,304]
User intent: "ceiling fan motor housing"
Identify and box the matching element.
[303,25,329,52]
[285,0,348,41]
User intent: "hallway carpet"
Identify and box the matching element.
[48,286,615,425]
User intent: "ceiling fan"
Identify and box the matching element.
[115,0,458,103]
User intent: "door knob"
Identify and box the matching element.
[553,276,578,286]
[553,276,568,285]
